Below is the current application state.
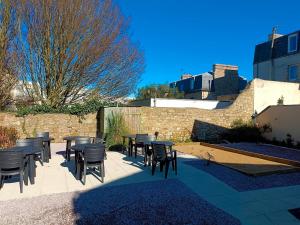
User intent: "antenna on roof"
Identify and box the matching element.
[271,26,278,48]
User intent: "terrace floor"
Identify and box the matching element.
[0,143,300,225]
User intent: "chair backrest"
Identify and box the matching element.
[151,144,167,161]
[147,135,156,142]
[135,134,148,143]
[94,137,104,144]
[83,145,105,163]
[75,137,91,145]
[36,132,50,138]
[30,137,44,149]
[17,138,43,150]
[16,139,34,147]
[0,150,24,170]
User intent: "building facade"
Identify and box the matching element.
[169,64,247,100]
[253,29,300,82]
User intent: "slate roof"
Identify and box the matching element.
[169,72,214,93]
[254,30,300,64]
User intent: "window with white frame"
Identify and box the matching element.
[288,65,298,81]
[288,34,298,53]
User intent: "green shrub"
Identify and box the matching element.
[0,126,19,149]
[105,112,128,150]
[220,119,266,143]
[15,99,118,117]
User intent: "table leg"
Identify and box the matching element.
[122,137,126,154]
[44,142,50,163]
[29,155,35,185]
[66,140,71,161]
[48,141,51,159]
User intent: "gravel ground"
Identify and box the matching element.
[220,142,300,162]
[0,179,240,225]
[185,159,300,192]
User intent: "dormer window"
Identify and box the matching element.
[288,33,298,53]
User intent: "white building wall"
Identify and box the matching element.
[149,98,231,109]
[253,79,300,113]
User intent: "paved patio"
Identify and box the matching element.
[0,143,300,225]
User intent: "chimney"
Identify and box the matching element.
[181,74,193,80]
[213,64,239,96]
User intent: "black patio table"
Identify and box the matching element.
[6,146,41,185]
[70,143,105,179]
[122,134,137,156]
[63,136,90,161]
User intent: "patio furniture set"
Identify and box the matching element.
[63,136,106,185]
[0,131,177,193]
[0,132,53,193]
[122,133,178,178]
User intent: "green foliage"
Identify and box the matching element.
[277,96,284,105]
[105,112,128,150]
[221,119,266,143]
[136,84,184,100]
[0,126,19,149]
[15,99,117,117]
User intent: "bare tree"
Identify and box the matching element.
[0,0,18,109]
[13,0,144,107]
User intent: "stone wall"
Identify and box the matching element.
[0,113,98,142]
[0,80,255,143]
[102,83,254,141]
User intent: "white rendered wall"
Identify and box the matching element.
[150,98,231,109]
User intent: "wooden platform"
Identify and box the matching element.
[175,143,300,176]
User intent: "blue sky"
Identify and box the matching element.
[117,0,300,88]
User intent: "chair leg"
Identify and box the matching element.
[101,162,105,183]
[20,172,24,193]
[171,159,175,171]
[40,151,44,166]
[165,161,170,179]
[134,145,137,158]
[0,175,3,189]
[24,166,29,186]
[160,162,164,172]
[174,152,177,175]
[152,161,157,176]
[82,163,87,185]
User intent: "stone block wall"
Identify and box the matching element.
[0,113,98,142]
[0,80,254,143]
[103,83,254,141]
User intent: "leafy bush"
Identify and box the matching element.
[15,99,118,117]
[105,112,128,150]
[220,119,267,143]
[0,126,19,149]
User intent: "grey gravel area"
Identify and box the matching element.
[185,159,300,192]
[0,179,241,225]
[220,142,300,162]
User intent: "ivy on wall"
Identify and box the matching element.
[15,99,119,117]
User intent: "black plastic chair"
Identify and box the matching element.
[36,132,51,160]
[18,138,44,166]
[0,150,28,193]
[75,137,91,145]
[133,134,148,158]
[94,133,106,144]
[151,143,177,178]
[73,137,91,173]
[143,135,156,166]
[78,145,105,185]
[65,137,91,161]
